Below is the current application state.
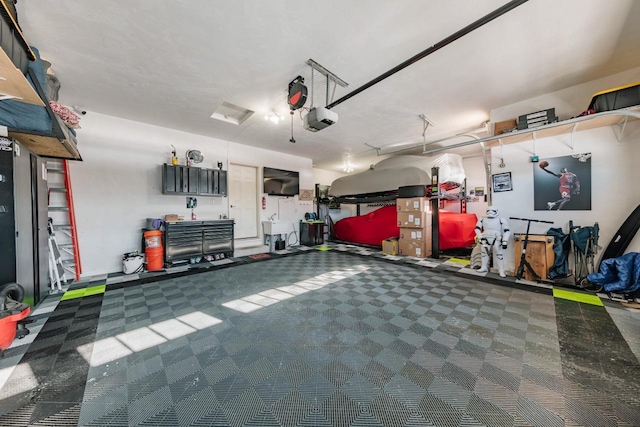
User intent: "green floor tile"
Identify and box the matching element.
[61,285,106,301]
[553,288,603,306]
[85,285,106,296]
[61,288,88,301]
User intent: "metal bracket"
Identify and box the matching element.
[364,143,382,156]
[306,59,349,87]
[307,59,348,106]
[613,115,629,142]
[419,114,435,151]
[532,132,537,155]
[570,123,579,150]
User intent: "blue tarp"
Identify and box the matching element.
[587,252,640,295]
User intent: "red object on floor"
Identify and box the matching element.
[0,305,30,352]
[333,205,477,250]
[438,211,478,250]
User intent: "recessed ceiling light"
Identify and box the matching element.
[210,101,254,125]
[264,112,282,124]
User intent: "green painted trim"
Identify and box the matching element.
[553,288,603,306]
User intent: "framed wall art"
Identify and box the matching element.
[492,172,512,192]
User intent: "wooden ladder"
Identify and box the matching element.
[47,159,82,281]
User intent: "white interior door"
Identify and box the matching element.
[229,164,258,239]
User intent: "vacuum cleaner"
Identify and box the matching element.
[0,283,31,357]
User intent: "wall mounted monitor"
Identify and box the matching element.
[263,167,299,196]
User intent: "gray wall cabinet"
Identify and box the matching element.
[162,164,227,196]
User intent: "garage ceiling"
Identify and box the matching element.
[17,0,640,172]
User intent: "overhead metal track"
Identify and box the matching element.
[325,0,529,110]
[306,59,349,88]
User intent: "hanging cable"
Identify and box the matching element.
[331,80,337,103]
[289,110,296,143]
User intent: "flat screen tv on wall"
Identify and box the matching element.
[263,167,299,196]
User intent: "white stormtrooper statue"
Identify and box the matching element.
[475,206,510,277]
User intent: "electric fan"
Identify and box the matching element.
[186,149,204,166]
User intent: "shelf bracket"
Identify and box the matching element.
[570,123,579,150]
[613,115,629,143]
[532,132,537,155]
[364,142,382,156]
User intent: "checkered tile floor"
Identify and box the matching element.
[1,249,639,426]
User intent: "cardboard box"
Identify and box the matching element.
[493,119,517,135]
[397,211,430,228]
[381,238,398,255]
[396,197,429,213]
[398,239,431,258]
[399,227,431,242]
[164,214,179,221]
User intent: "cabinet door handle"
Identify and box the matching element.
[230,205,235,208]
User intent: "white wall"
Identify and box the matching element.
[312,168,345,186]
[489,67,640,273]
[455,156,489,218]
[70,112,317,277]
[491,123,640,273]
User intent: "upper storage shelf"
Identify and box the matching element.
[0,46,42,105]
[485,106,640,148]
[0,2,82,160]
[0,0,40,105]
[423,106,640,155]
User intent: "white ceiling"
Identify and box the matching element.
[17,0,640,172]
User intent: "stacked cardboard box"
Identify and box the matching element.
[396,197,432,258]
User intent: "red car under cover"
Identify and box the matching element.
[333,205,477,250]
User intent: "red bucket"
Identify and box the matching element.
[0,306,30,352]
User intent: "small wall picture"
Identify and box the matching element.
[533,153,591,211]
[492,172,513,192]
[299,189,314,201]
[475,187,484,197]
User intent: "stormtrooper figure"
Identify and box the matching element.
[475,206,510,277]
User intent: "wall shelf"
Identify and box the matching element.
[423,106,640,155]
[0,47,42,105]
[488,106,640,148]
[0,4,82,160]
